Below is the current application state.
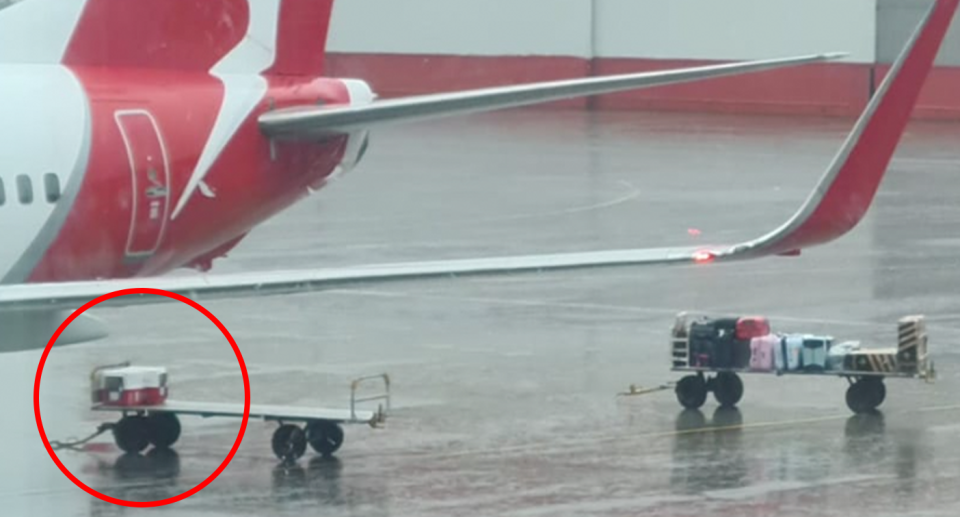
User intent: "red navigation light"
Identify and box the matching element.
[693,250,716,264]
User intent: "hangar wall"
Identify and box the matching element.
[326,0,960,118]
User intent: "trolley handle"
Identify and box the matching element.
[350,373,391,424]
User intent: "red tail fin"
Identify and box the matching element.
[62,0,335,76]
[266,0,336,77]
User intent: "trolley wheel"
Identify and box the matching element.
[113,415,150,454]
[272,424,307,461]
[713,372,744,408]
[146,412,181,449]
[676,375,708,410]
[305,421,345,457]
[846,377,886,414]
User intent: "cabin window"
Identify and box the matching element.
[44,173,61,203]
[0,178,5,206]
[105,376,123,391]
[16,174,32,204]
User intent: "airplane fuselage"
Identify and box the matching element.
[0,63,372,285]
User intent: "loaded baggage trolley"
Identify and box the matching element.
[668,313,935,414]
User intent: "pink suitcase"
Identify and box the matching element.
[749,334,778,372]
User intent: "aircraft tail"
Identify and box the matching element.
[0,0,336,76]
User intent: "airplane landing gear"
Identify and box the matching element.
[846,377,887,414]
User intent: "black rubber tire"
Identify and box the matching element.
[713,372,744,408]
[113,416,150,454]
[846,378,886,414]
[676,375,708,410]
[305,421,345,457]
[272,424,307,461]
[146,412,181,449]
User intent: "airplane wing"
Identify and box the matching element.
[0,0,955,316]
[258,53,845,139]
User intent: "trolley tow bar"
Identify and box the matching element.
[617,382,676,398]
[50,422,116,452]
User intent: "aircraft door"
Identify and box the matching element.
[114,110,171,260]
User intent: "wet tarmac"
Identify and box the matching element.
[5,109,960,516]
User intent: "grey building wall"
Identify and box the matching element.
[877,0,960,65]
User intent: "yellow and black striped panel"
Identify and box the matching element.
[898,318,927,368]
[844,351,898,373]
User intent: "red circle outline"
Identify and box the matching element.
[33,288,251,507]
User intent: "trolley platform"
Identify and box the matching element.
[84,368,390,462]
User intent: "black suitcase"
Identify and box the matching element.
[712,318,739,368]
[689,321,717,367]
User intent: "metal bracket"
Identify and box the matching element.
[350,373,391,425]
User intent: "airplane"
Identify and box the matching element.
[0,0,957,354]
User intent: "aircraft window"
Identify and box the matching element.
[16,174,32,204]
[44,173,61,203]
[0,177,5,206]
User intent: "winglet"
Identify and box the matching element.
[721,0,960,261]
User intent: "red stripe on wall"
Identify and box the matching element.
[326,53,591,108]
[591,58,872,117]
[874,65,960,120]
[325,53,959,119]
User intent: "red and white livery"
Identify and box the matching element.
[0,0,957,353]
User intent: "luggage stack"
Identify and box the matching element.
[897,315,928,374]
[668,312,931,380]
[674,314,773,370]
[776,334,834,373]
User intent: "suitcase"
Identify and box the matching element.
[802,335,832,372]
[844,349,898,373]
[712,318,739,368]
[749,334,778,372]
[689,321,717,368]
[827,341,861,371]
[736,316,771,340]
[782,334,804,371]
[732,338,752,369]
